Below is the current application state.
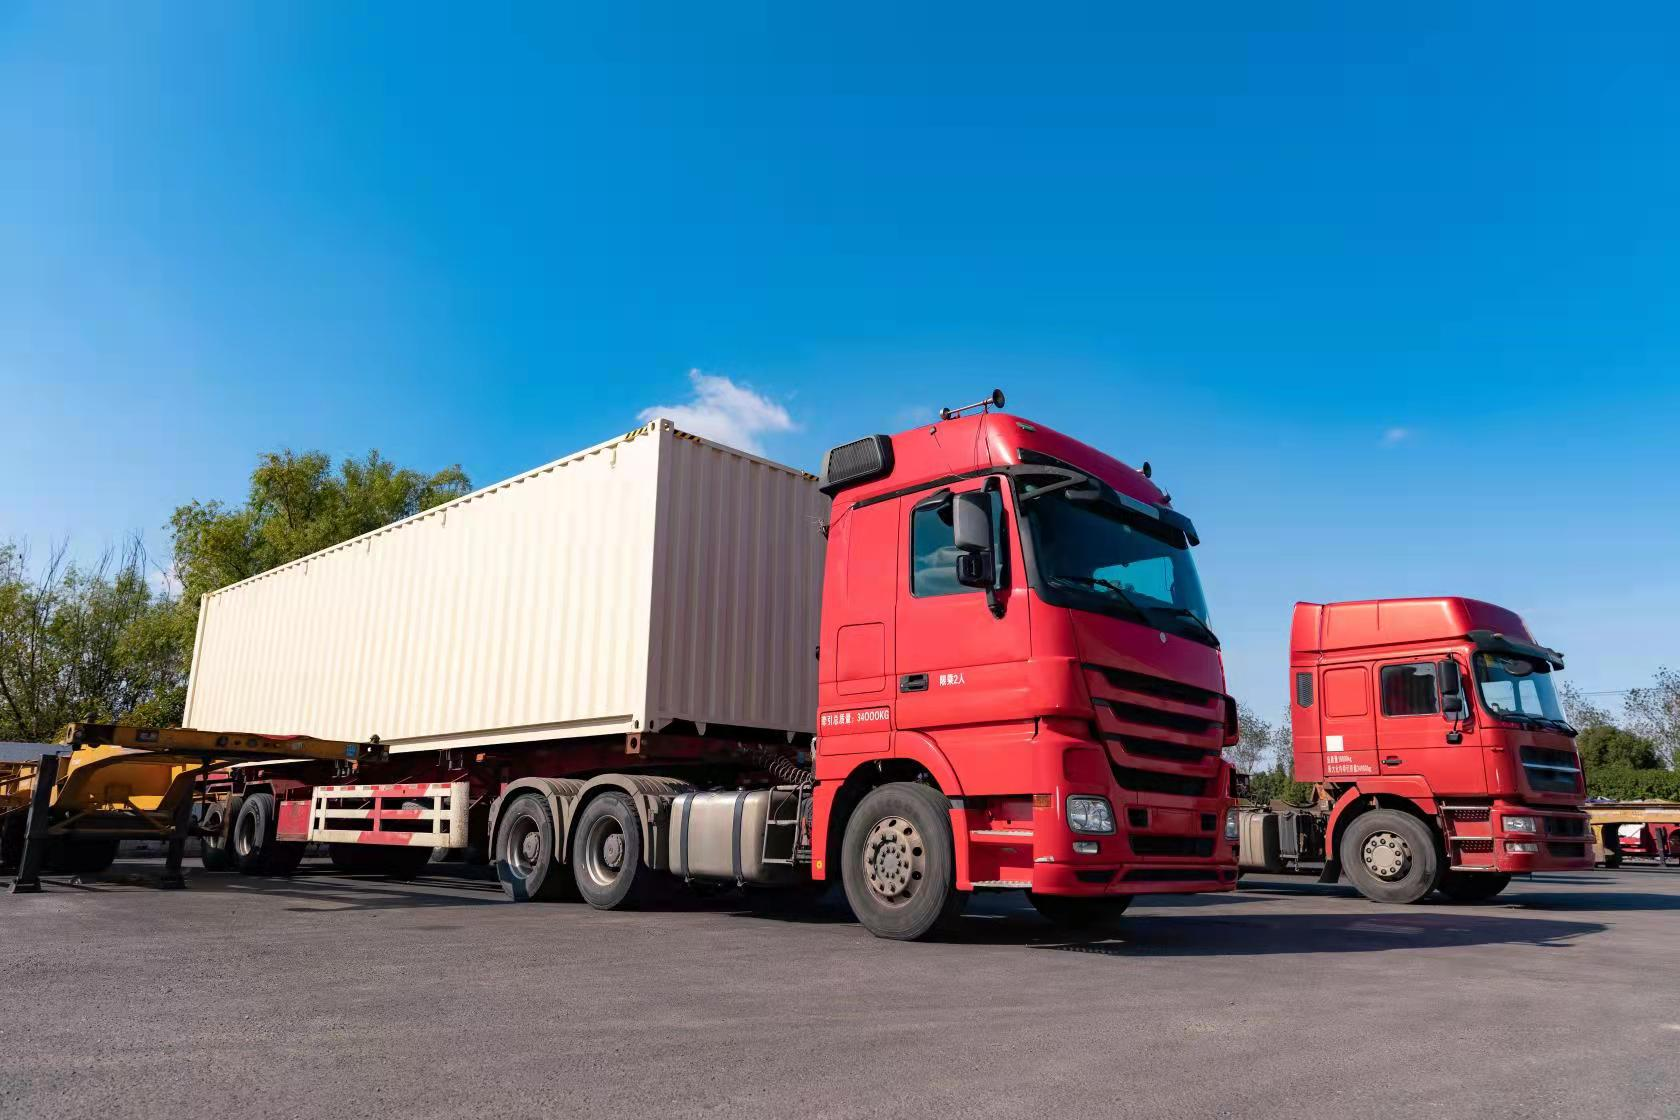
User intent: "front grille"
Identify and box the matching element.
[1110,735,1217,764]
[1130,835,1215,858]
[1096,698,1221,737]
[1111,765,1210,798]
[1083,664,1222,708]
[1545,816,1586,838]
[1520,746,1582,794]
[1122,868,1220,883]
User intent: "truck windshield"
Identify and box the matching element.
[1016,481,1211,640]
[1474,653,1568,724]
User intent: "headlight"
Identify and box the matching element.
[1225,809,1239,841]
[1067,795,1116,835]
[1506,841,1540,854]
[1502,815,1539,833]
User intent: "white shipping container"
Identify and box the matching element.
[183,420,826,753]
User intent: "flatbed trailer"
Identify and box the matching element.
[1,724,377,894]
[1583,801,1680,867]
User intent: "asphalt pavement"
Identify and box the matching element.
[3,860,1677,1120]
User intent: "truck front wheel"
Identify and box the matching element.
[841,782,966,941]
[1436,871,1511,902]
[1340,809,1440,904]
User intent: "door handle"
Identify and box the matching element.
[1381,756,1402,767]
[899,673,928,693]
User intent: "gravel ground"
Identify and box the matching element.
[3,860,1677,1120]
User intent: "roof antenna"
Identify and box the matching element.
[940,388,1006,421]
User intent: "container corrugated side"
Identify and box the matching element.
[184,427,665,751]
[644,427,825,736]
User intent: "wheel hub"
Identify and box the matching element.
[602,832,624,870]
[1363,830,1411,880]
[863,816,925,905]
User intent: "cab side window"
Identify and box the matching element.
[910,491,1002,597]
[1380,663,1439,717]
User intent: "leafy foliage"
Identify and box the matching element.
[1576,725,1660,771]
[1586,766,1680,802]
[170,450,469,602]
[1244,762,1317,807]
[1623,666,1679,769]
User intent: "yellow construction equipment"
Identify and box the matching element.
[2,724,381,893]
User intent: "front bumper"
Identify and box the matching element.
[1445,800,1593,873]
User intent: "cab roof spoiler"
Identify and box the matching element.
[1467,629,1565,670]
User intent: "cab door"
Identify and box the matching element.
[1319,663,1379,779]
[1374,657,1482,790]
[893,478,1031,733]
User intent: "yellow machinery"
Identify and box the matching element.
[2,724,381,894]
[1581,801,1680,868]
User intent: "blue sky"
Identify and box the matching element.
[3,4,1678,717]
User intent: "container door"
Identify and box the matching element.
[1319,665,1378,779]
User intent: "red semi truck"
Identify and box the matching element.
[1239,598,1592,902]
[189,396,1241,940]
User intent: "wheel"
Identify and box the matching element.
[1340,809,1441,904]
[329,843,433,880]
[1029,892,1133,930]
[570,792,652,910]
[495,792,575,902]
[1436,871,1512,903]
[840,782,967,941]
[47,837,119,874]
[230,792,306,876]
[199,832,234,871]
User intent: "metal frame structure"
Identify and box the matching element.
[4,724,380,895]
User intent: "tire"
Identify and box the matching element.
[47,837,119,874]
[1340,809,1442,904]
[1436,871,1512,903]
[329,843,433,880]
[495,792,575,902]
[840,782,967,941]
[231,792,306,876]
[199,833,234,872]
[570,791,652,910]
[1029,892,1133,931]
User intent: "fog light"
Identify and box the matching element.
[1506,841,1540,854]
[1067,796,1117,835]
[1502,815,1538,833]
[1225,809,1239,841]
[1073,840,1100,855]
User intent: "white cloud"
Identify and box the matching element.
[639,369,796,455]
[1380,426,1412,446]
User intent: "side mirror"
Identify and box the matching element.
[1438,658,1466,720]
[951,492,995,589]
[1442,694,1465,716]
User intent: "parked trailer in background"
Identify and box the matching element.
[1239,598,1592,903]
[174,401,1241,940]
[1583,802,1680,867]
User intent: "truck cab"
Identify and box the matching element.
[1284,597,1592,902]
[809,404,1240,935]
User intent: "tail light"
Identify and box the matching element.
[1222,695,1240,747]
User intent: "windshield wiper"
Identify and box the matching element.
[1489,708,1575,734]
[1151,604,1221,648]
[1049,577,1219,647]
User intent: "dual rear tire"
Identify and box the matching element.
[230,792,306,877]
[493,790,653,908]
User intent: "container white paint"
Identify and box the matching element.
[183,420,826,753]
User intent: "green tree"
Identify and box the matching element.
[1225,702,1273,774]
[1557,680,1614,730]
[0,541,189,741]
[1576,725,1660,772]
[170,449,469,602]
[1624,667,1679,769]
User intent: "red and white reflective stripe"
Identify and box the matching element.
[307,781,468,848]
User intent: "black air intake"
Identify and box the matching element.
[819,435,894,496]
